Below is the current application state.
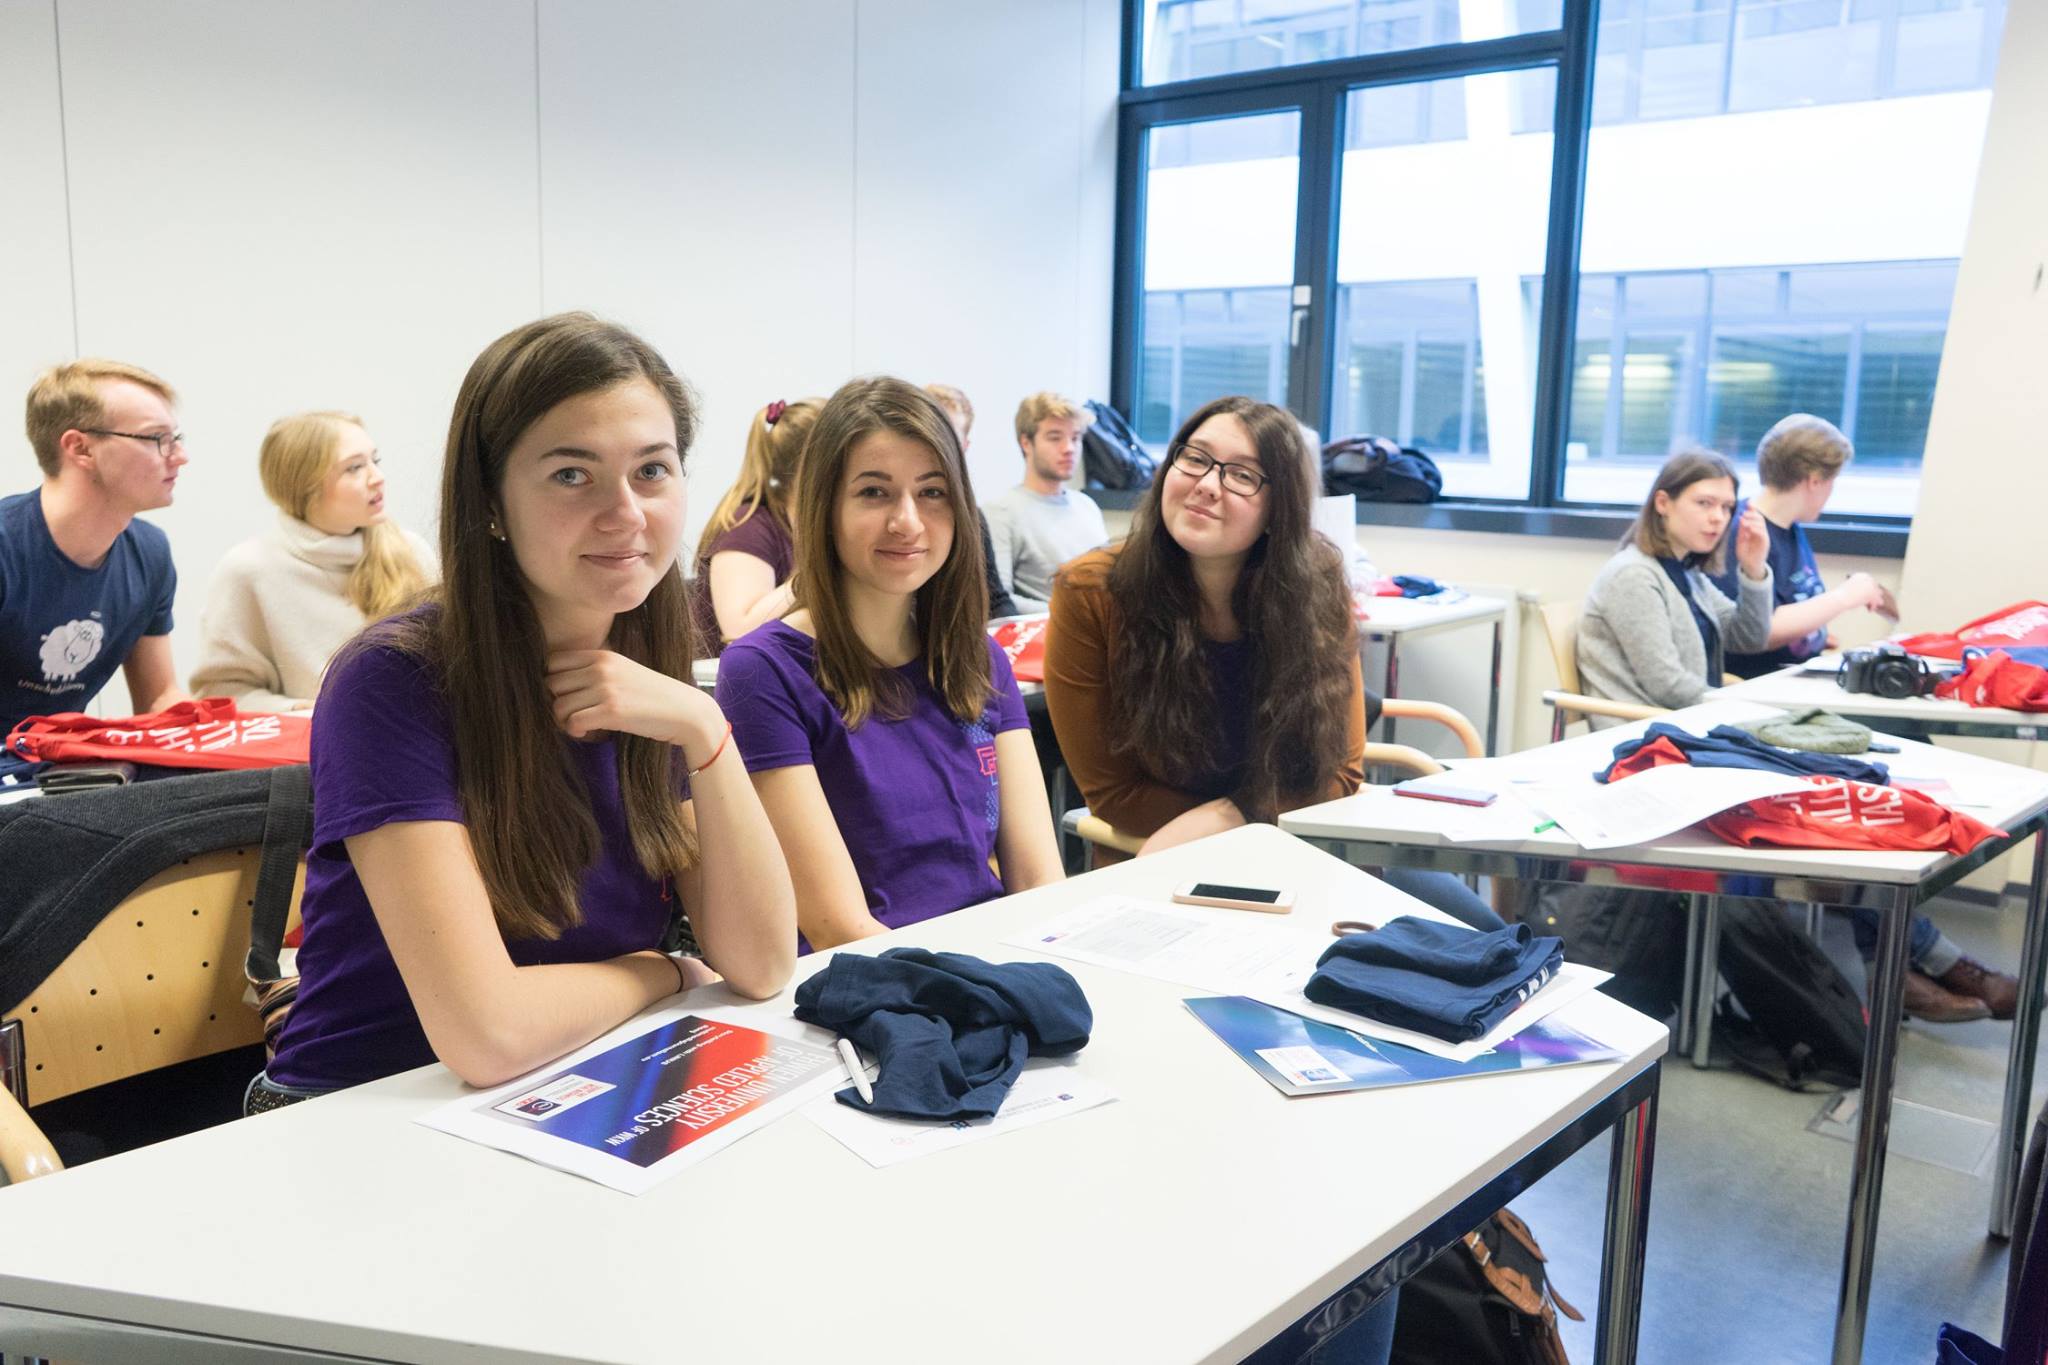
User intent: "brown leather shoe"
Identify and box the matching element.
[1937,956,2020,1020]
[1901,968,1992,1023]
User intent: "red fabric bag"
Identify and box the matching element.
[1704,778,2004,858]
[990,617,1048,684]
[1935,651,2048,713]
[6,697,310,771]
[1607,738,2004,856]
[1895,601,2048,660]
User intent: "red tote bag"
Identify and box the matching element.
[1895,601,2048,660]
[6,697,310,771]
[990,617,1049,684]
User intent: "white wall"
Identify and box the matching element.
[0,0,1120,709]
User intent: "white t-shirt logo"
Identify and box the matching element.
[39,618,105,682]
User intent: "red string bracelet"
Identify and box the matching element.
[688,721,734,778]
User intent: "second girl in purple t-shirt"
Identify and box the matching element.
[718,376,1064,950]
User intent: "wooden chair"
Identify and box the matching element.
[1537,599,1666,742]
[0,846,305,1185]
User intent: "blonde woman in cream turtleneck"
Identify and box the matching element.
[191,412,435,710]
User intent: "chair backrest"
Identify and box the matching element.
[1539,599,1582,694]
[8,847,304,1107]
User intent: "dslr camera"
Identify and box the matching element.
[1837,643,1943,699]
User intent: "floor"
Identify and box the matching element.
[1515,888,2040,1365]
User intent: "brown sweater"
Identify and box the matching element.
[1044,545,1365,846]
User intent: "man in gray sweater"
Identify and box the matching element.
[982,392,1107,615]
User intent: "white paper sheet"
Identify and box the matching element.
[1004,896,1330,993]
[1520,763,1812,850]
[805,1060,1116,1168]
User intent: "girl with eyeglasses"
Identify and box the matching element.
[1044,395,1504,906]
[716,377,1063,952]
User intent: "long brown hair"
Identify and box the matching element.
[1627,446,1738,575]
[695,397,823,563]
[354,313,701,942]
[792,376,992,729]
[258,410,431,620]
[1101,395,1355,823]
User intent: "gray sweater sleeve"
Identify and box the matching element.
[1601,562,1712,710]
[1710,567,1775,654]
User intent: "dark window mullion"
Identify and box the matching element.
[1531,0,1603,504]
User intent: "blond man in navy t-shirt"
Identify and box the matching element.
[1,360,190,737]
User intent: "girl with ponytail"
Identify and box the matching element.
[690,397,822,652]
[192,411,435,709]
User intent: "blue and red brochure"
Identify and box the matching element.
[1185,995,1622,1096]
[420,1011,845,1194]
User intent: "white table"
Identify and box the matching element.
[1355,593,1510,755]
[1714,660,2047,741]
[1280,702,2048,1365]
[0,825,1663,1365]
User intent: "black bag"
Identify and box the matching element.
[0,766,313,1018]
[1711,898,1866,1092]
[1322,434,1444,504]
[1390,1208,1581,1365]
[1520,882,1687,1022]
[1080,400,1156,491]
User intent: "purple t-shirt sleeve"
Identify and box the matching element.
[704,513,794,583]
[986,636,1029,734]
[308,642,465,854]
[720,634,817,773]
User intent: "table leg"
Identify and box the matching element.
[1691,896,1721,1069]
[1991,830,2048,1239]
[1830,889,1913,1365]
[1382,639,1400,749]
[1486,618,1503,757]
[1677,897,1702,1058]
[1594,1066,1659,1365]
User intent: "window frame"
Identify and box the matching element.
[1110,0,1920,556]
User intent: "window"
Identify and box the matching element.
[1329,70,1557,499]
[1135,110,1300,443]
[1138,0,1561,87]
[1559,263,1955,516]
[1115,0,2006,536]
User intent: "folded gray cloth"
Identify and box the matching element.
[1735,707,1873,754]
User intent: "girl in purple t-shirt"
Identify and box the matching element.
[261,315,796,1099]
[689,397,821,654]
[718,377,1064,950]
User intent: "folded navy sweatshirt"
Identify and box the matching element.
[793,948,1092,1122]
[1305,917,1563,1043]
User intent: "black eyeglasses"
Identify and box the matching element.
[1168,442,1267,497]
[83,428,185,458]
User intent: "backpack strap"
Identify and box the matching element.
[245,764,312,984]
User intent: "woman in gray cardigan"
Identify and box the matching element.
[1578,448,1772,722]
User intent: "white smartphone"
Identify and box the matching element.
[1171,881,1296,914]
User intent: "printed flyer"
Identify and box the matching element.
[418,1011,845,1194]
[1185,995,1624,1097]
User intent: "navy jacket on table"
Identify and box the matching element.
[1598,722,1890,786]
[793,948,1092,1121]
[1305,917,1563,1044]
